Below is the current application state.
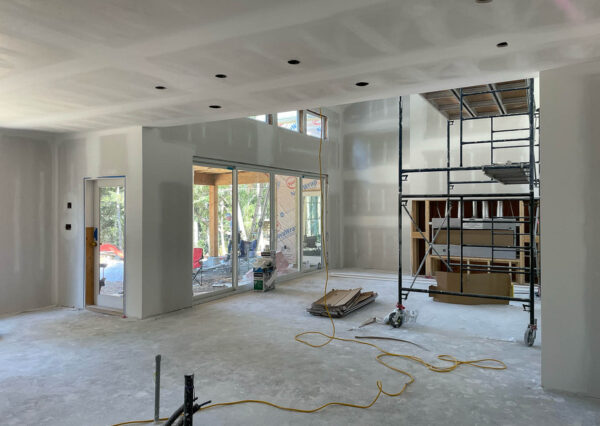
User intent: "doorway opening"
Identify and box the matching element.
[84,177,125,314]
[192,166,233,296]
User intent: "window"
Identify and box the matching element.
[236,171,271,286]
[248,114,267,122]
[275,174,299,276]
[192,166,233,296]
[192,161,326,297]
[305,111,326,139]
[277,111,299,132]
[302,178,322,271]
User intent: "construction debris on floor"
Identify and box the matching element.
[308,288,377,317]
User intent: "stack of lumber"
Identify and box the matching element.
[308,288,378,318]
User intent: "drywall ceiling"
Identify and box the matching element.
[1,0,600,132]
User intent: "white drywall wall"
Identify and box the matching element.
[141,128,194,317]
[339,97,402,271]
[146,109,343,272]
[51,112,341,319]
[0,129,56,315]
[540,61,600,398]
[405,95,533,195]
[338,92,537,272]
[55,127,143,318]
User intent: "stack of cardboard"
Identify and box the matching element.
[430,271,512,305]
[308,288,378,318]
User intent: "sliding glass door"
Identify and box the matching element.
[301,177,323,271]
[236,170,271,286]
[192,161,325,297]
[275,174,299,277]
[192,166,233,296]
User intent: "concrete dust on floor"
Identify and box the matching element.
[0,271,599,426]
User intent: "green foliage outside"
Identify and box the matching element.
[238,183,269,244]
[193,183,269,256]
[99,186,125,248]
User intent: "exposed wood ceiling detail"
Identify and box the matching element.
[193,166,269,185]
[422,80,529,120]
[193,165,230,174]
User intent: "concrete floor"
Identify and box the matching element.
[1,271,599,426]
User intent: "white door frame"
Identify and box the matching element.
[83,176,126,313]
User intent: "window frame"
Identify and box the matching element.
[304,109,328,139]
[247,114,272,124]
[192,157,328,302]
[248,110,328,140]
[276,110,301,133]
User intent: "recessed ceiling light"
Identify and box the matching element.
[209,105,222,109]
[476,0,492,3]
[355,81,369,87]
[497,41,508,48]
[215,74,227,78]
[154,85,166,90]
[287,59,300,65]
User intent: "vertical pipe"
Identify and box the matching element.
[398,96,403,306]
[490,116,494,164]
[528,78,536,327]
[491,211,495,264]
[459,88,464,167]
[154,355,161,423]
[232,169,238,288]
[446,120,451,269]
[460,197,464,293]
[183,375,194,426]
[298,176,303,271]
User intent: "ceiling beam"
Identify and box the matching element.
[462,80,528,95]
[464,97,526,109]
[488,83,507,115]
[450,89,476,118]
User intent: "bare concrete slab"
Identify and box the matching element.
[1,272,598,425]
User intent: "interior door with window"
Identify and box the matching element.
[91,178,125,311]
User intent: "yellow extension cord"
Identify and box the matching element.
[113,109,507,425]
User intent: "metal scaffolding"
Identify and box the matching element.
[397,78,540,346]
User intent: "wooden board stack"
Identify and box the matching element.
[308,288,378,318]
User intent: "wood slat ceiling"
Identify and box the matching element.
[193,165,229,174]
[421,80,529,120]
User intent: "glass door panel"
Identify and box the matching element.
[96,179,125,311]
[275,175,299,276]
[192,166,233,296]
[301,178,323,271]
[236,171,271,286]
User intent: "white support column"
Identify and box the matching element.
[540,61,600,398]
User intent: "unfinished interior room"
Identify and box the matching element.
[2,1,600,425]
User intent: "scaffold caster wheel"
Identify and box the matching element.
[386,308,403,328]
[524,321,537,347]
